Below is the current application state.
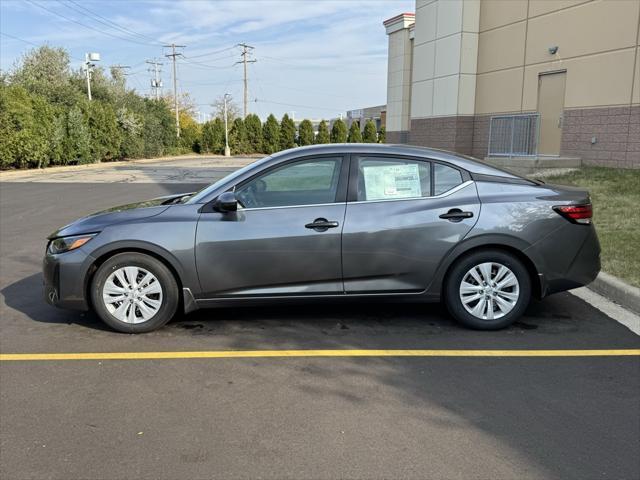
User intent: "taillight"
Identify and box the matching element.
[553,204,593,225]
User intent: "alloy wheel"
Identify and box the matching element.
[102,266,163,324]
[459,262,520,320]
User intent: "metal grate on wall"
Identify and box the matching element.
[488,114,539,157]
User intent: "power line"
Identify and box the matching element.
[184,45,237,59]
[236,43,256,118]
[0,31,41,48]
[62,0,163,46]
[254,98,343,114]
[0,31,85,61]
[179,57,236,70]
[25,0,160,47]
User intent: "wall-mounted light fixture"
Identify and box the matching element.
[548,46,559,55]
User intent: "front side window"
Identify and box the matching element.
[356,157,431,201]
[235,157,342,208]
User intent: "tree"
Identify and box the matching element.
[64,105,92,164]
[0,84,55,169]
[201,117,225,154]
[363,119,377,143]
[279,113,296,150]
[297,119,314,146]
[262,114,280,154]
[347,120,362,143]
[330,118,347,143]
[87,100,122,162]
[212,95,240,122]
[378,126,386,143]
[229,117,249,154]
[244,113,263,153]
[9,46,73,102]
[142,98,177,157]
[117,106,144,158]
[178,110,201,153]
[315,120,330,144]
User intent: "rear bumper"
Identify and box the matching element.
[538,225,601,296]
[43,249,93,311]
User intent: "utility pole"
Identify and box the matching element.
[236,43,256,118]
[146,60,163,100]
[164,44,185,137]
[223,93,231,157]
[84,52,100,100]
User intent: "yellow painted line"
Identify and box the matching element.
[0,349,639,361]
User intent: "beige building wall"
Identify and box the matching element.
[410,0,480,118]
[475,0,639,114]
[384,13,415,142]
[384,0,640,166]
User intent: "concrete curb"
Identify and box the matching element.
[587,272,640,315]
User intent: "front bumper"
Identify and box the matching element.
[43,248,94,311]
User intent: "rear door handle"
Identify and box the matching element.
[305,218,339,231]
[439,209,473,222]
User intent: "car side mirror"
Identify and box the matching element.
[213,191,238,213]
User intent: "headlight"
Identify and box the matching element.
[48,234,96,254]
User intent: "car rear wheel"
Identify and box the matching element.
[90,252,179,333]
[444,249,531,330]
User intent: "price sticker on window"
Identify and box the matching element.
[362,164,422,200]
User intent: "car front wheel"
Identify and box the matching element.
[90,252,179,333]
[444,250,531,330]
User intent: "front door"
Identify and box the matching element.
[342,155,480,293]
[195,156,347,297]
[537,71,566,156]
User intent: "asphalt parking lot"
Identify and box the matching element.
[1,159,639,480]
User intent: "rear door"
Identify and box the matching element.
[342,155,480,293]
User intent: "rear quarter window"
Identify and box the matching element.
[434,163,463,195]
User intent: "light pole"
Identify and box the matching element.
[223,93,231,157]
[84,52,100,101]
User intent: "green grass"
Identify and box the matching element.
[544,167,640,287]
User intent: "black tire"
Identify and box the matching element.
[90,252,179,333]
[444,249,531,330]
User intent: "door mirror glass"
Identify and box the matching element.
[214,191,238,212]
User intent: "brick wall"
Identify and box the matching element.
[387,107,639,168]
[385,130,409,144]
[471,115,490,159]
[408,116,474,155]
[561,106,640,168]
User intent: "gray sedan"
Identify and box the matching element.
[43,144,600,333]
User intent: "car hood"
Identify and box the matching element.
[48,192,193,239]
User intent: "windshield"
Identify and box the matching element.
[186,156,272,204]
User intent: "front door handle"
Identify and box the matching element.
[305,218,339,232]
[439,209,473,222]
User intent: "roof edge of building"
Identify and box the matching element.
[383,12,415,35]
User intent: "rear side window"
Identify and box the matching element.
[356,157,431,201]
[434,163,463,195]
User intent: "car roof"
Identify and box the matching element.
[270,143,520,178]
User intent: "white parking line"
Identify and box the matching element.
[571,287,640,335]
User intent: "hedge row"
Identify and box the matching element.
[1,45,386,169]
[1,46,179,169]
[197,114,385,156]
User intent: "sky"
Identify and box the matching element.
[0,0,414,121]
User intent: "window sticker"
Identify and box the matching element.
[362,163,422,200]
